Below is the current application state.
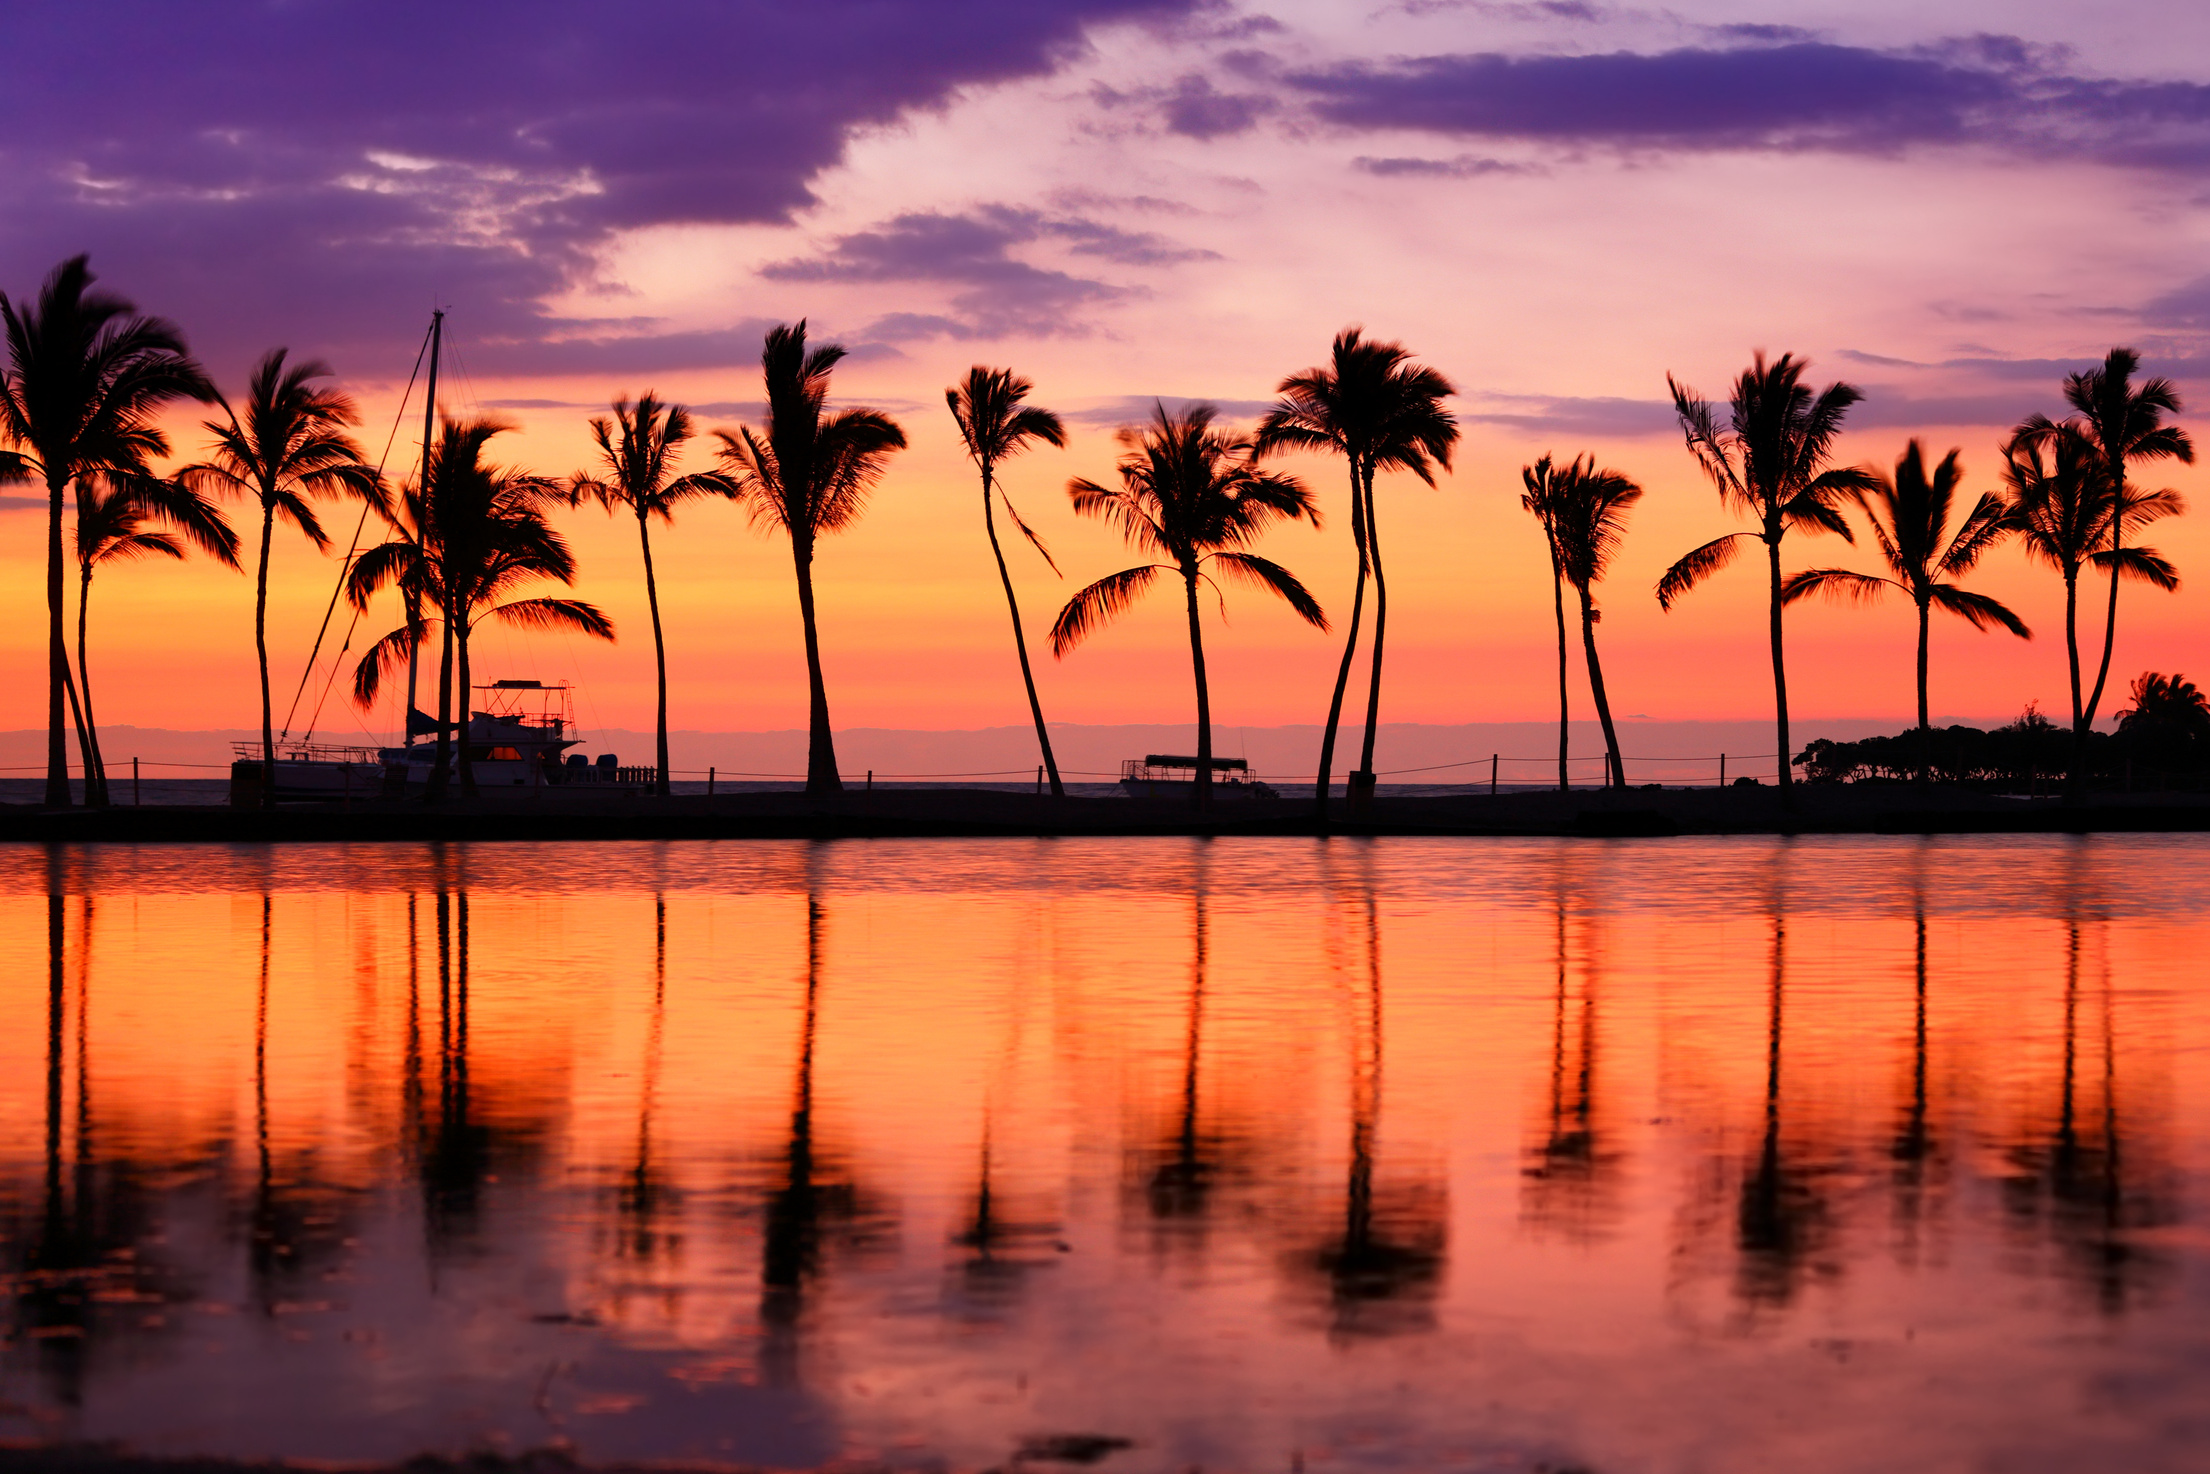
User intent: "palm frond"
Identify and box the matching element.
[1206,551,1328,629]
[998,489,1060,576]
[1656,533,1752,610]
[2091,545,2181,591]
[479,597,616,641]
[1780,567,1898,607]
[1048,565,1164,657]
[1928,584,2032,637]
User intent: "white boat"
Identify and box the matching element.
[379,679,653,791]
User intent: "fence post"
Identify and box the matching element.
[133,756,141,807]
[1719,753,1727,788]
[1036,764,1043,795]
[1490,753,1498,796]
[708,765,716,797]
[867,769,873,792]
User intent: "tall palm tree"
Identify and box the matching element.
[1536,455,1642,789]
[1049,402,1327,809]
[1255,330,1456,817]
[715,323,907,797]
[348,418,614,796]
[2020,349,2193,787]
[1782,441,2029,772]
[2002,423,2176,775]
[948,367,1069,798]
[0,256,215,807]
[181,350,380,807]
[1660,353,1874,800]
[1520,457,1575,792]
[572,393,737,796]
[71,477,239,802]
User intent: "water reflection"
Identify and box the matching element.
[0,836,2203,1472]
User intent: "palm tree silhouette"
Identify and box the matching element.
[1523,455,1641,789]
[2021,349,2194,791]
[715,323,907,797]
[70,476,238,803]
[347,418,613,796]
[0,256,215,807]
[1255,330,1456,817]
[1782,441,2028,776]
[181,350,380,807]
[2001,423,2170,782]
[1050,402,1327,809]
[948,367,1069,797]
[572,394,737,796]
[1661,354,1874,801]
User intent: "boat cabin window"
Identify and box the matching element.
[475,746,524,762]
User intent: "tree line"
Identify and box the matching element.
[2,255,2197,811]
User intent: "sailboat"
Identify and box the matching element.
[229,312,649,804]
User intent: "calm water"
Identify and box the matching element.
[3,837,2206,1473]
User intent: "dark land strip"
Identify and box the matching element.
[1,786,2206,842]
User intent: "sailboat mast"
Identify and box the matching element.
[405,309,443,746]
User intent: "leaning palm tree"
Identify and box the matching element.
[349,418,613,796]
[1049,402,1327,809]
[572,393,737,796]
[1782,441,2029,775]
[948,366,1069,797]
[1520,457,1576,792]
[715,322,906,796]
[2002,423,2176,775]
[1540,456,1642,790]
[71,477,239,801]
[1660,353,1875,799]
[2019,349,2193,789]
[181,350,381,808]
[1255,330,1456,816]
[0,256,215,806]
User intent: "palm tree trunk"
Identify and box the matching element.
[639,512,671,797]
[45,469,71,808]
[427,588,456,801]
[2063,568,2083,793]
[61,659,94,808]
[456,615,477,797]
[75,565,109,807]
[981,467,1063,798]
[1355,464,1388,789]
[1766,533,1792,802]
[1578,586,1625,790]
[1184,565,1213,812]
[793,536,842,795]
[1915,597,1932,783]
[2074,513,2126,800]
[1314,456,1370,826]
[256,501,277,810]
[1550,541,1568,792]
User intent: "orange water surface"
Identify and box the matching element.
[2,837,2206,1473]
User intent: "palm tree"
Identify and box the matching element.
[1537,455,1642,789]
[1049,402,1327,809]
[2020,349,2193,788]
[1782,441,2029,775]
[948,367,1069,798]
[0,256,215,807]
[1255,330,1456,817]
[348,418,614,796]
[2002,423,2176,772]
[1660,353,1875,800]
[71,477,239,801]
[715,323,907,797]
[1520,457,1575,791]
[572,393,737,796]
[181,350,380,808]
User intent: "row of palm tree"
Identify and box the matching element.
[4,253,2192,811]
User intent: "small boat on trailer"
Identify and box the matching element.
[1119,754,1277,800]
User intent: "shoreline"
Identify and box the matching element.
[2,785,2206,842]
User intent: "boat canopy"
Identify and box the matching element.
[1141,754,1248,771]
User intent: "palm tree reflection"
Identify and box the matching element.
[613,894,679,1267]
[1297,856,1446,1342]
[2001,900,2173,1314]
[1731,907,1833,1311]
[1522,861,1621,1241]
[1888,848,1947,1262]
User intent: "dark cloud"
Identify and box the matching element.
[763,206,1212,340]
[1462,395,1677,438]
[1354,154,1534,177]
[0,0,1198,378]
[1163,75,1275,138]
[1292,37,2210,164]
[1067,395,1278,427]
